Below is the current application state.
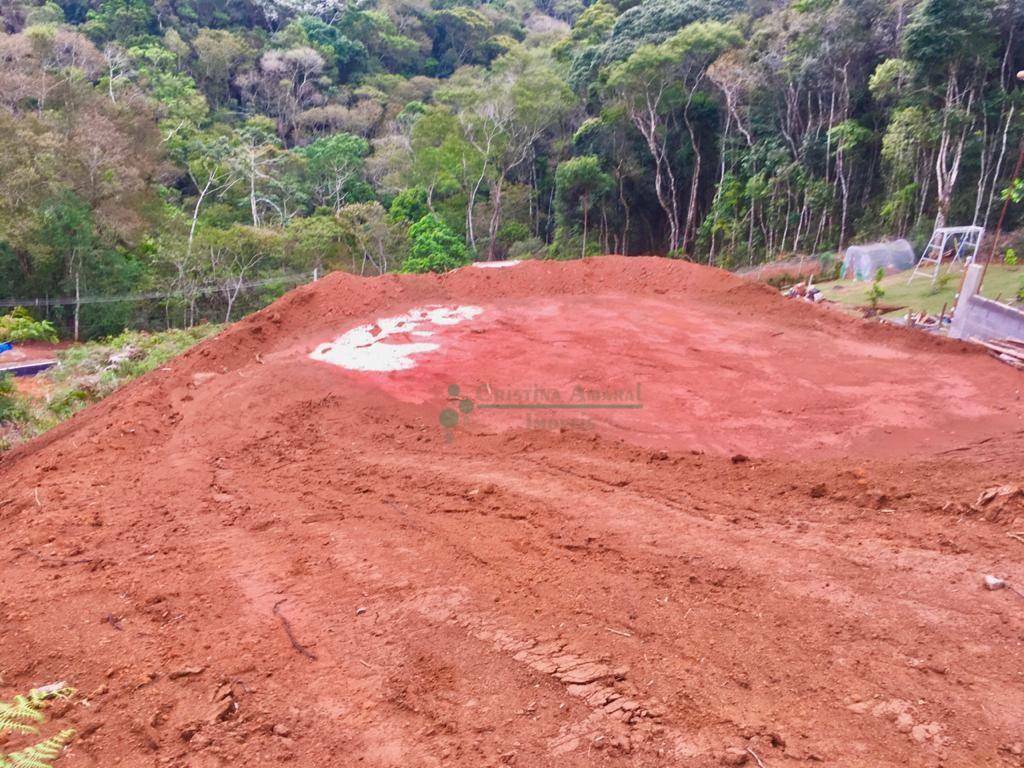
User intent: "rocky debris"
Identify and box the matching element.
[809,483,828,498]
[131,720,161,752]
[105,345,144,370]
[206,696,235,724]
[77,720,103,740]
[168,666,205,680]
[910,722,943,745]
[983,575,1007,591]
[206,680,241,723]
[859,489,890,510]
[272,723,291,737]
[721,746,749,765]
[191,371,218,387]
[974,485,1024,524]
[783,281,823,302]
[150,702,174,728]
[409,590,666,756]
[133,671,159,690]
[558,662,613,685]
[846,697,948,749]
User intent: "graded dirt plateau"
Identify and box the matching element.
[1,257,1023,768]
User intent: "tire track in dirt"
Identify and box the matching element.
[309,434,1023,765]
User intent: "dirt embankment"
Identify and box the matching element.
[1,257,1023,768]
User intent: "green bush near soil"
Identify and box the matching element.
[0,325,221,449]
[0,374,26,423]
[0,308,59,343]
[400,214,471,274]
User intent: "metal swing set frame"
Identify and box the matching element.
[907,225,985,285]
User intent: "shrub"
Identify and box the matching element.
[866,267,886,312]
[930,271,954,295]
[507,237,544,260]
[0,308,59,343]
[0,374,27,423]
[388,187,430,224]
[400,214,470,274]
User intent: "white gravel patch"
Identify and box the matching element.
[472,260,521,268]
[310,305,483,372]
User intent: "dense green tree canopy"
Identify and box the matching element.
[0,0,1020,337]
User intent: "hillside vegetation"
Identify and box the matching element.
[0,325,220,448]
[0,0,1021,337]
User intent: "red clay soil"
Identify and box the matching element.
[1,257,1023,768]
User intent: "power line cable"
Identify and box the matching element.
[0,271,313,309]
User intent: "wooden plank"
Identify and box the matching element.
[996,353,1024,370]
[976,339,1024,359]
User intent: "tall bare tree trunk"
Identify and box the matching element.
[73,267,80,342]
[682,130,702,254]
[581,191,589,259]
[486,176,505,261]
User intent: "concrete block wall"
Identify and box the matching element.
[949,264,1024,342]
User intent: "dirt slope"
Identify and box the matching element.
[1,257,1023,768]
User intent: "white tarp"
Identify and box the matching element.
[841,240,916,281]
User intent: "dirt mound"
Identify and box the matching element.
[2,256,1023,767]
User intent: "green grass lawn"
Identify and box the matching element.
[815,263,1024,318]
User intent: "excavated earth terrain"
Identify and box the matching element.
[1,257,1023,767]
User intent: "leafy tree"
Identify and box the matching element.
[401,213,469,273]
[827,119,872,248]
[296,132,372,213]
[291,14,368,81]
[606,20,741,253]
[866,267,886,313]
[555,156,612,257]
[389,187,431,224]
[191,28,252,109]
[555,0,615,58]
[407,106,475,227]
[335,202,407,274]
[194,224,282,322]
[38,191,95,340]
[592,0,741,70]
[901,0,999,229]
[1004,179,1024,205]
[237,46,326,140]
[81,0,155,44]
[283,214,351,273]
[179,131,239,254]
[430,7,495,75]
[128,43,209,128]
[438,46,573,258]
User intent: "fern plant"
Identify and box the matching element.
[0,685,75,768]
[0,730,76,768]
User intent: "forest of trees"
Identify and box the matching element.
[0,0,1021,337]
